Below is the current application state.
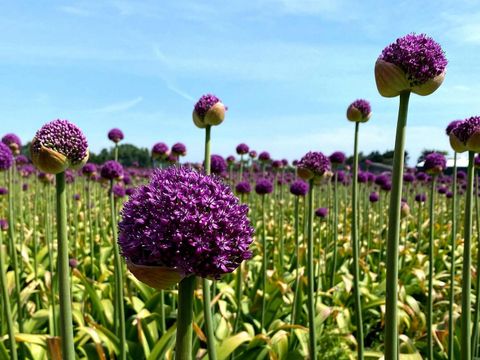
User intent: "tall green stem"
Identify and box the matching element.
[461,151,474,360]
[291,197,301,326]
[307,179,317,360]
[261,195,267,331]
[56,172,75,360]
[114,143,119,162]
[384,91,410,360]
[473,173,480,355]
[448,152,457,360]
[175,276,196,360]
[110,180,126,360]
[202,125,217,360]
[427,176,436,359]
[351,121,364,359]
[330,172,339,289]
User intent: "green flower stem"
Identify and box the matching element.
[0,227,17,360]
[110,180,126,360]
[330,172,339,289]
[86,179,95,280]
[175,276,196,360]
[384,90,410,360]
[307,179,317,360]
[261,195,267,331]
[114,143,119,162]
[202,124,217,360]
[448,152,457,360]
[461,151,474,360]
[55,172,75,360]
[239,154,244,181]
[234,193,247,335]
[291,196,301,326]
[351,121,364,359]
[160,290,166,333]
[427,175,436,359]
[473,172,480,355]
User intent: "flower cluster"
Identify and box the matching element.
[423,152,447,175]
[118,167,254,279]
[236,143,249,155]
[108,128,124,143]
[101,160,124,180]
[193,94,226,128]
[297,151,331,181]
[152,142,169,159]
[347,99,372,123]
[290,180,309,196]
[0,143,13,171]
[1,133,21,154]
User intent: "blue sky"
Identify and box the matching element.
[1,0,479,165]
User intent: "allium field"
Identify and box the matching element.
[1,33,480,360]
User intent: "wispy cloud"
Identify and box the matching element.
[93,97,143,113]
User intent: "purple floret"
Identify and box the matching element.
[290,179,309,196]
[452,116,480,144]
[446,120,463,136]
[2,133,21,150]
[194,94,221,120]
[379,33,447,87]
[259,151,271,162]
[112,184,126,198]
[152,142,169,156]
[424,152,447,174]
[171,142,187,156]
[210,154,227,175]
[0,143,14,171]
[255,178,273,195]
[236,143,249,155]
[32,119,88,164]
[108,128,124,143]
[329,151,346,165]
[118,167,254,278]
[101,160,124,180]
[297,151,330,179]
[315,207,328,218]
[235,181,251,194]
[369,192,379,203]
[348,99,371,118]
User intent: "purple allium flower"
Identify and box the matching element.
[249,150,257,159]
[446,120,463,136]
[457,171,467,180]
[101,160,124,180]
[379,33,447,87]
[31,119,89,173]
[416,172,428,182]
[446,191,453,198]
[255,178,273,195]
[297,151,330,180]
[347,99,372,122]
[108,128,124,143]
[235,181,252,194]
[258,151,271,162]
[415,193,427,203]
[453,116,480,144]
[210,154,227,175]
[369,192,379,203]
[65,169,75,184]
[166,153,178,164]
[152,142,169,159]
[438,186,448,194]
[82,163,97,177]
[126,188,135,196]
[403,173,415,183]
[374,174,390,187]
[333,170,345,183]
[69,258,79,268]
[123,174,132,185]
[112,184,126,198]
[15,155,29,165]
[358,172,368,183]
[0,187,7,195]
[329,151,346,165]
[1,133,21,154]
[0,219,8,231]
[171,142,187,156]
[118,167,254,278]
[272,160,283,169]
[193,94,226,128]
[226,155,235,165]
[424,152,447,175]
[281,159,288,167]
[18,165,34,178]
[236,143,249,155]
[73,193,80,201]
[290,180,309,196]
[38,172,54,184]
[0,142,14,171]
[381,182,392,191]
[315,207,328,218]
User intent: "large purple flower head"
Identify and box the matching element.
[376,33,447,97]
[101,160,124,180]
[329,151,346,165]
[297,151,331,181]
[446,120,463,136]
[315,207,328,219]
[424,152,447,175]
[0,143,14,171]
[31,119,89,174]
[193,94,226,128]
[290,179,309,196]
[118,167,254,280]
[2,133,22,154]
[152,142,169,159]
[82,163,97,177]
[369,191,379,203]
[108,128,124,143]
[255,178,273,195]
[171,142,187,157]
[112,184,126,198]
[347,99,372,123]
[258,151,271,162]
[235,181,251,194]
[209,154,227,175]
[236,143,249,155]
[451,116,480,153]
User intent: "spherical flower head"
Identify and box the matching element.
[375,33,447,97]
[403,173,415,183]
[347,99,372,123]
[451,116,480,152]
[475,154,480,169]
[290,179,309,196]
[226,155,235,165]
[193,94,226,128]
[0,187,7,195]
[73,193,80,201]
[415,193,427,203]
[235,181,251,194]
[438,186,448,194]
[329,151,346,165]
[0,142,14,172]
[424,152,446,175]
[82,163,97,177]
[297,151,331,181]
[101,160,124,180]
[31,119,89,174]
[38,172,54,184]
[446,120,463,136]
[236,143,249,155]
[152,142,169,159]
[358,172,368,183]
[15,155,29,166]
[255,178,273,195]
[118,167,254,283]
[112,184,126,198]
[369,191,379,203]
[315,207,328,219]
[171,142,187,156]
[258,151,271,162]
[416,172,427,182]
[108,128,124,143]
[210,154,227,175]
[2,133,22,154]
[0,219,8,231]
[446,191,453,199]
